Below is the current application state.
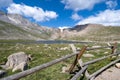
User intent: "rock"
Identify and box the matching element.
[107,42,111,46]
[76,47,80,50]
[61,66,69,73]
[115,63,120,69]
[83,54,95,58]
[43,44,48,48]
[112,56,117,59]
[118,54,120,57]
[36,46,39,48]
[104,52,109,54]
[26,47,31,50]
[0,70,6,78]
[92,46,101,48]
[60,47,69,50]
[3,52,31,72]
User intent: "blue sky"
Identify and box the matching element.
[0,0,120,28]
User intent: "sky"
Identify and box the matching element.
[0,0,120,28]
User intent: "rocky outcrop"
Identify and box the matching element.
[0,11,57,40]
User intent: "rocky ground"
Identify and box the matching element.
[95,66,120,80]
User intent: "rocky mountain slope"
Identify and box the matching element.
[0,11,58,40]
[0,11,120,41]
[59,24,120,41]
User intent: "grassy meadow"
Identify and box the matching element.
[0,40,119,80]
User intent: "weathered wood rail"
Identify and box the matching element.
[1,42,119,80]
[70,53,120,80]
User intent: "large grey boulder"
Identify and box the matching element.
[2,52,31,72]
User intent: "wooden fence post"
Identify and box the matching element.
[111,42,117,54]
[69,44,89,80]
[69,46,87,73]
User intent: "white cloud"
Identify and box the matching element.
[71,13,83,21]
[106,0,117,9]
[59,26,70,29]
[61,0,104,11]
[0,0,13,8]
[77,9,120,26]
[7,3,58,22]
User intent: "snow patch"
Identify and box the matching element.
[8,16,21,24]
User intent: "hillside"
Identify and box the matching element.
[0,11,57,40]
[0,20,39,40]
[60,24,120,41]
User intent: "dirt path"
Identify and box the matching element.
[95,67,120,80]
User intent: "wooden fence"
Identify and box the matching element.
[1,42,120,80]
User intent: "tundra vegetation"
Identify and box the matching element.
[0,40,120,80]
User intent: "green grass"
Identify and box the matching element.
[0,42,119,80]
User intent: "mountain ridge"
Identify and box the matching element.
[58,24,120,41]
[0,11,120,41]
[0,11,58,40]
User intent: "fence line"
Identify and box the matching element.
[1,44,118,80]
[0,52,79,80]
[69,42,118,80]
[83,52,120,66]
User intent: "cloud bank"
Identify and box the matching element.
[7,3,58,22]
[61,0,104,11]
[77,9,120,26]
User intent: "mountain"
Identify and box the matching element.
[0,11,58,40]
[0,11,120,41]
[60,24,120,41]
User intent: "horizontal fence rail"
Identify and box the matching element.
[70,65,88,80]
[83,52,120,66]
[86,46,112,51]
[0,45,117,80]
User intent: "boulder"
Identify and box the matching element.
[104,52,109,54]
[2,52,31,72]
[0,70,6,78]
[61,66,69,73]
[92,45,101,48]
[118,54,120,57]
[115,63,120,69]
